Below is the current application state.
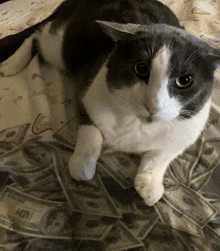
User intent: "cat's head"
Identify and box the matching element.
[97,21,220,123]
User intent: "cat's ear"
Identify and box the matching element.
[211,56,220,70]
[207,48,220,70]
[96,20,140,41]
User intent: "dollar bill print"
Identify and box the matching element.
[121,213,159,240]
[22,175,64,200]
[0,138,59,189]
[0,186,73,239]
[194,165,220,199]
[21,173,60,191]
[97,170,139,215]
[0,172,9,196]
[209,217,220,236]
[101,221,144,250]
[189,139,220,191]
[170,136,206,187]
[98,152,140,189]
[0,139,54,172]
[0,226,34,245]
[23,182,64,201]
[0,186,118,241]
[72,214,117,240]
[53,151,121,218]
[8,166,58,188]
[0,121,219,251]
[170,131,220,192]
[141,221,191,251]
[44,191,67,201]
[0,242,27,251]
[98,168,156,217]
[0,123,30,157]
[23,238,74,251]
[180,225,220,251]
[163,180,218,227]
[52,116,79,148]
[155,200,204,237]
[78,221,144,251]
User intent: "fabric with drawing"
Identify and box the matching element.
[0,0,220,250]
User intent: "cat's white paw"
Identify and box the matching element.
[0,36,34,77]
[0,56,24,76]
[68,155,97,181]
[134,172,164,206]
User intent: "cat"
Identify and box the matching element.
[0,0,220,206]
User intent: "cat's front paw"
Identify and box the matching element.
[134,172,164,206]
[68,154,97,181]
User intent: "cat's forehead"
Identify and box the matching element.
[137,25,206,50]
[120,23,214,56]
[98,21,217,57]
[121,23,204,45]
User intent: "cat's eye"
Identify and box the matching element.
[135,62,150,78]
[175,74,193,88]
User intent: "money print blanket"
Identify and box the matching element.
[1,0,220,250]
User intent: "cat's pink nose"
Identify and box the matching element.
[146,106,157,115]
[143,102,158,115]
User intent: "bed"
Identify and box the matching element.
[0,0,220,250]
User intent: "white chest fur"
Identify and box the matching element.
[83,63,211,154]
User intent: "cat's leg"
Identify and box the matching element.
[68,125,103,181]
[0,34,36,76]
[0,20,65,76]
[134,150,182,206]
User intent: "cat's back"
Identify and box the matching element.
[49,0,182,75]
[52,0,180,27]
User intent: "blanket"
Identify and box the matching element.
[0,0,220,250]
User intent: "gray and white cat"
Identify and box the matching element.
[1,0,220,206]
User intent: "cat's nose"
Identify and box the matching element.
[146,105,158,115]
[143,102,158,115]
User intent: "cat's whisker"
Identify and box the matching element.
[141,38,153,58]
[180,112,197,118]
[147,43,153,58]
[184,55,200,66]
[178,116,188,121]
[184,49,200,63]
[180,108,199,115]
[184,49,201,65]
[151,32,158,57]
[178,109,201,121]
[181,111,197,116]
[184,55,198,65]
[165,38,173,52]
[184,55,201,66]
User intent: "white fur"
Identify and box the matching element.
[69,125,103,181]
[37,22,66,69]
[0,34,35,76]
[83,47,207,154]
[145,47,182,122]
[1,24,211,206]
[82,47,211,205]
[0,22,66,76]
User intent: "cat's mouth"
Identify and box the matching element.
[137,103,155,123]
[146,115,153,123]
[138,115,154,123]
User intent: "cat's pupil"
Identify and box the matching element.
[176,74,193,88]
[135,62,150,78]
